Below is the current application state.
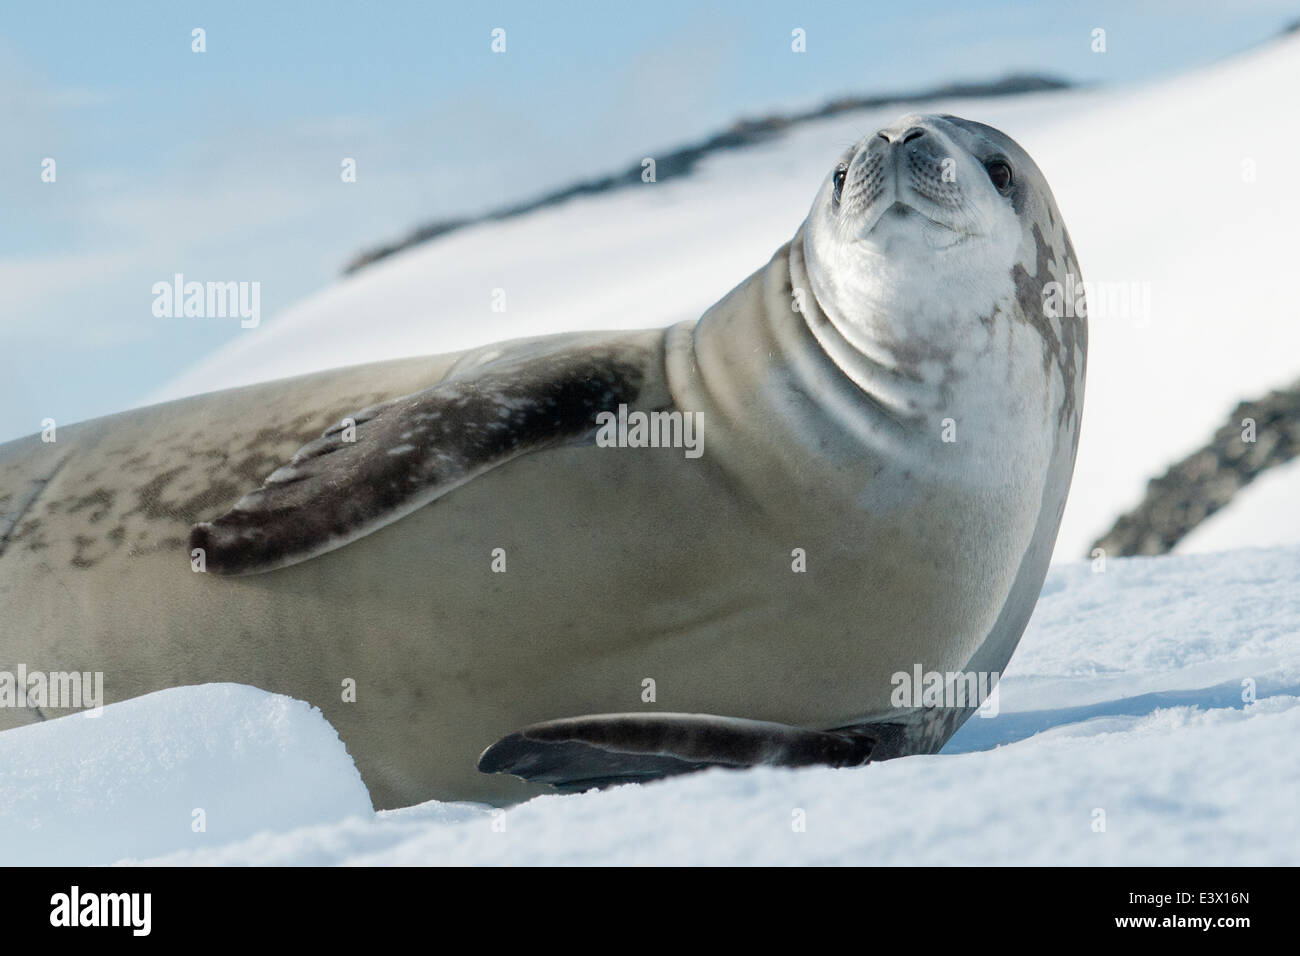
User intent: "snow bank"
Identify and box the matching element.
[138,698,1300,866]
[0,684,372,866]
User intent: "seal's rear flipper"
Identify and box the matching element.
[477,713,878,792]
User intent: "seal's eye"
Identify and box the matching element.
[985,159,1013,192]
[832,163,848,202]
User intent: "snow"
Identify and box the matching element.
[151,32,1300,563]
[4,547,1297,865]
[0,684,372,867]
[1177,456,1300,556]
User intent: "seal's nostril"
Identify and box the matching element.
[878,127,926,145]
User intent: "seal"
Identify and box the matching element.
[0,114,1086,808]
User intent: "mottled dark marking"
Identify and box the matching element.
[191,343,655,575]
[123,466,187,522]
[16,392,389,566]
[65,487,116,523]
[70,534,102,569]
[128,535,189,558]
[0,453,68,559]
[1012,222,1086,428]
[18,519,47,552]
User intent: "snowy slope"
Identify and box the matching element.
[1178,456,1300,555]
[3,547,1296,866]
[152,33,1300,562]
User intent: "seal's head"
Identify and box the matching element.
[803,113,1073,354]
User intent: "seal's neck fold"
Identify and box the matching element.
[788,226,932,426]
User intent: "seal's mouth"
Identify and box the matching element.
[858,200,978,249]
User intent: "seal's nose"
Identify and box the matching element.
[877,125,926,145]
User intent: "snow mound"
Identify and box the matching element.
[0,684,372,866]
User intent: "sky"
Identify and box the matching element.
[2,0,1298,443]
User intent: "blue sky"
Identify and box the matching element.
[2,0,1297,442]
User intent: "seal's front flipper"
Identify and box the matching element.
[190,333,664,576]
[477,713,877,792]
